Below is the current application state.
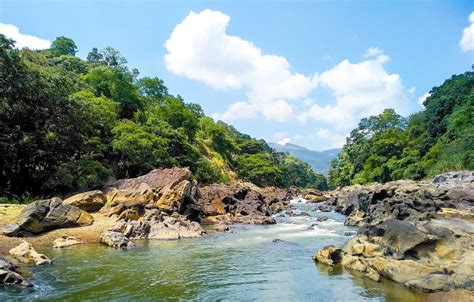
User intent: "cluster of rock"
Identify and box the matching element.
[98,169,295,248]
[0,167,298,286]
[314,171,474,292]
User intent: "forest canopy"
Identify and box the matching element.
[0,35,328,201]
[329,71,473,187]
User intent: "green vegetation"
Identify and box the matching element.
[329,71,473,187]
[0,34,327,200]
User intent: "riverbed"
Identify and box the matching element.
[0,200,430,301]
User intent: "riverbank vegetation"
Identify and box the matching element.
[0,35,327,201]
[329,71,473,187]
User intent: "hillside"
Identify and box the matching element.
[269,143,340,173]
[0,35,328,201]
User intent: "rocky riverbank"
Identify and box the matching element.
[313,171,474,293]
[0,167,297,287]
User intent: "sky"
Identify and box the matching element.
[1,0,473,151]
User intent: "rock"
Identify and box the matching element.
[9,240,51,265]
[100,230,135,249]
[103,168,201,220]
[316,216,329,222]
[198,183,287,224]
[63,190,106,212]
[0,257,32,288]
[212,223,230,232]
[379,219,435,258]
[313,245,342,266]
[302,189,329,203]
[53,236,83,248]
[313,171,474,292]
[3,198,94,236]
[147,216,204,240]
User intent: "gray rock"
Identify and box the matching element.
[4,198,93,236]
[0,257,32,288]
[100,230,135,249]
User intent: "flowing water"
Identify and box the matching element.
[1,199,430,301]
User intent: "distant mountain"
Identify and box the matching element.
[269,142,341,173]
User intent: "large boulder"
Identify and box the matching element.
[198,183,292,225]
[1,198,94,236]
[9,240,51,265]
[63,190,106,212]
[102,168,201,220]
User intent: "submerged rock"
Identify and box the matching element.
[9,240,51,265]
[63,190,106,212]
[2,198,94,236]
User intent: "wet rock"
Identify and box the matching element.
[212,223,230,232]
[316,216,329,222]
[0,257,32,288]
[53,236,83,248]
[100,230,135,249]
[3,198,93,236]
[63,190,106,212]
[313,245,343,266]
[302,189,329,203]
[9,240,51,265]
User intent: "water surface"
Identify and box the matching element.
[1,201,429,301]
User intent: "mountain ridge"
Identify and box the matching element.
[269,142,341,173]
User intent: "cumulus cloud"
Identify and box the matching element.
[365,47,383,57]
[460,12,474,52]
[418,92,431,108]
[165,9,317,122]
[0,23,50,49]
[299,48,410,132]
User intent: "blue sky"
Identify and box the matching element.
[1,0,473,150]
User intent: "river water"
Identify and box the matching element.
[1,199,429,301]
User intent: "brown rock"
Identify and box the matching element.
[63,190,106,212]
[103,168,201,219]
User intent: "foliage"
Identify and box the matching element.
[329,72,473,187]
[0,33,330,201]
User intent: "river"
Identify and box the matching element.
[0,199,429,301]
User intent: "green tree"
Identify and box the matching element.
[50,36,78,56]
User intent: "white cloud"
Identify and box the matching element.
[365,47,383,57]
[311,128,347,148]
[0,23,50,49]
[164,9,317,122]
[418,92,431,108]
[277,137,292,145]
[299,51,410,132]
[460,12,474,52]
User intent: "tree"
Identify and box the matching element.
[50,36,78,56]
[87,47,103,63]
[137,77,168,100]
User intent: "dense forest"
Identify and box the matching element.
[0,35,328,202]
[329,71,473,187]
